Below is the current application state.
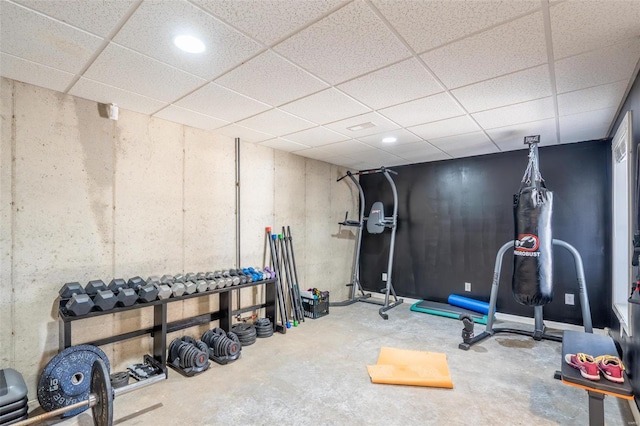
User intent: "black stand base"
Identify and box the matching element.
[167,359,210,377]
[330,293,372,307]
[458,328,562,350]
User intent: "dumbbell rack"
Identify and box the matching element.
[58,278,282,376]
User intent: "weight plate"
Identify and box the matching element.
[168,338,182,363]
[196,340,208,354]
[182,335,196,345]
[91,359,113,426]
[37,345,110,417]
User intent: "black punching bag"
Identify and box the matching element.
[512,140,553,306]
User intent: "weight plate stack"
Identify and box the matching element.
[254,318,274,338]
[37,345,110,417]
[230,323,257,346]
[109,371,129,389]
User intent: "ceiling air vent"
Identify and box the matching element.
[347,122,376,132]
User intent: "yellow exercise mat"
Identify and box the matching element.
[366,347,453,388]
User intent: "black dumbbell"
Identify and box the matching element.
[108,278,137,307]
[128,276,159,303]
[85,279,117,311]
[59,282,94,316]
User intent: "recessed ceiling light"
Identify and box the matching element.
[382,137,397,143]
[174,35,205,53]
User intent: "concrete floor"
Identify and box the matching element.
[50,300,633,426]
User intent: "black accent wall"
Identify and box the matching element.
[359,141,612,329]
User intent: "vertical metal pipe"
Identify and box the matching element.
[348,173,365,298]
[235,138,241,310]
[383,169,398,306]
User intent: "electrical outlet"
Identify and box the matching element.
[465,282,471,292]
[382,273,387,281]
[565,293,575,305]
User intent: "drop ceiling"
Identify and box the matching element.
[1,0,639,170]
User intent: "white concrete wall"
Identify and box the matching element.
[0,77,357,398]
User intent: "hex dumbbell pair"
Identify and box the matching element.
[60,282,116,316]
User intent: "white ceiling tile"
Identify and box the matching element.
[113,0,261,80]
[558,108,617,144]
[68,77,167,115]
[557,80,629,117]
[153,105,228,131]
[401,151,450,164]
[322,155,365,167]
[485,118,558,151]
[274,1,411,84]
[174,82,270,122]
[13,0,135,37]
[324,112,400,138]
[378,93,464,127]
[0,52,74,92]
[550,0,640,59]
[408,116,480,141]
[259,137,310,152]
[554,38,640,94]
[317,140,374,156]
[337,58,443,109]
[193,0,347,45]
[283,126,349,147]
[471,97,555,130]
[421,12,547,89]
[334,159,376,170]
[215,50,327,106]
[378,141,438,156]
[213,124,274,143]
[372,0,539,53]
[0,2,103,73]
[279,88,370,124]
[236,109,315,136]
[357,129,422,149]
[349,150,404,167]
[429,131,499,158]
[83,44,206,102]
[293,147,336,160]
[451,65,551,113]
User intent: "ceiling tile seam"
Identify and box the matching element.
[556,78,632,97]
[363,0,501,153]
[552,34,640,63]
[182,0,267,49]
[466,95,554,115]
[152,101,233,123]
[444,62,549,92]
[479,115,558,131]
[228,123,277,138]
[71,74,167,104]
[4,0,111,39]
[411,7,543,56]
[541,0,564,145]
[264,48,379,113]
[558,105,620,120]
[606,57,640,137]
[62,0,144,94]
[186,0,354,51]
[0,51,76,76]
[148,48,277,116]
[331,56,418,88]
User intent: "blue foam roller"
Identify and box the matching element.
[447,294,491,315]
